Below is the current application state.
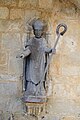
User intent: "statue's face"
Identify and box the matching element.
[34,29,43,38]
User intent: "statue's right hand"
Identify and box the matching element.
[16,54,24,58]
[20,54,24,58]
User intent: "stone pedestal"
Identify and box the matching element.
[23,96,47,116]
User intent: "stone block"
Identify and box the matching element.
[18,0,38,8]
[0,74,19,82]
[0,82,18,96]
[52,76,80,100]
[0,33,2,49]
[14,114,37,120]
[73,85,80,97]
[24,10,41,32]
[10,9,24,20]
[30,0,38,7]
[52,76,80,85]
[61,66,80,76]
[0,7,9,19]
[61,54,80,68]
[18,0,30,7]
[39,0,53,9]
[57,20,79,55]
[62,116,76,120]
[60,53,80,76]
[0,95,24,113]
[0,65,8,74]
[60,3,76,17]
[8,51,23,75]
[0,0,17,7]
[49,54,61,76]
[40,115,60,120]
[53,84,69,98]
[24,10,40,25]
[0,50,8,74]
[0,20,23,32]
[0,51,7,65]
[48,99,80,115]
[2,33,21,51]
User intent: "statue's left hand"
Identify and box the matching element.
[51,48,56,54]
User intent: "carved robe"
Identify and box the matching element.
[23,37,51,96]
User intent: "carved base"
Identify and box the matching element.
[22,95,47,116]
[25,102,47,116]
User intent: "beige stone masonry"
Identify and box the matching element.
[39,0,53,9]
[0,7,9,19]
[18,0,38,8]
[10,8,24,20]
[0,0,18,7]
[0,0,79,119]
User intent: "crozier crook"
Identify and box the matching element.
[41,23,67,89]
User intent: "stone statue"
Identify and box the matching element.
[17,19,67,103]
[17,19,56,102]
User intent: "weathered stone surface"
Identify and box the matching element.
[10,9,24,20]
[0,0,79,120]
[49,54,61,76]
[30,0,38,7]
[0,51,7,65]
[53,83,76,100]
[0,33,2,49]
[60,53,80,76]
[61,66,80,76]
[0,111,4,120]
[0,20,23,32]
[24,10,41,32]
[52,76,80,85]
[0,74,19,82]
[47,99,80,116]
[14,114,37,120]
[57,20,79,55]
[18,0,30,7]
[39,0,53,9]
[62,116,76,120]
[21,33,28,48]
[0,0,17,7]
[70,0,80,10]
[0,82,18,96]
[18,0,38,8]
[0,50,8,74]
[0,95,24,113]
[0,65,8,74]
[2,33,21,51]
[8,51,23,75]
[0,7,9,19]
[24,10,40,25]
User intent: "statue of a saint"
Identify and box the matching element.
[17,19,56,102]
[17,18,67,103]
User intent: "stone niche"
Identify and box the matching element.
[0,0,80,120]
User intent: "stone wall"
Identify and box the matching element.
[0,0,80,120]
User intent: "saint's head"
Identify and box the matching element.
[32,19,44,38]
